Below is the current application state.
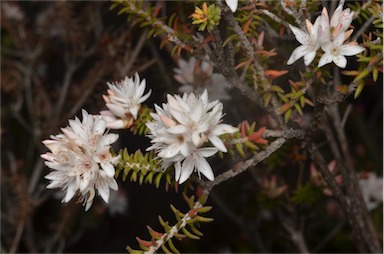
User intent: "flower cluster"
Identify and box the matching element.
[288,3,365,68]
[174,56,231,100]
[146,90,237,184]
[41,110,120,211]
[101,73,151,129]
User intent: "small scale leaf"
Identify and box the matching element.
[181,227,200,240]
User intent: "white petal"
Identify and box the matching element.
[106,120,125,129]
[333,55,347,68]
[174,161,182,182]
[130,105,139,120]
[63,181,77,202]
[158,143,181,158]
[211,124,238,135]
[208,135,227,152]
[101,162,116,177]
[167,125,188,134]
[192,132,201,147]
[99,133,119,146]
[196,157,214,181]
[340,44,365,56]
[303,50,317,66]
[93,118,106,135]
[138,90,152,104]
[225,0,238,12]
[98,182,110,203]
[318,52,333,67]
[179,158,194,184]
[198,147,219,157]
[287,45,308,65]
[106,103,126,118]
[289,25,309,45]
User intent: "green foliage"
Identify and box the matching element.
[116,148,175,189]
[343,1,383,98]
[127,195,213,253]
[222,121,268,159]
[131,105,153,135]
[191,3,221,32]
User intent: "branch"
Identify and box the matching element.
[203,137,287,192]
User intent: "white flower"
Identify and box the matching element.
[358,173,383,210]
[174,57,231,101]
[225,0,238,13]
[146,90,237,184]
[287,18,321,66]
[318,32,365,68]
[102,73,151,129]
[41,109,120,211]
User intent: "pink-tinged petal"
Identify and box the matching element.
[333,55,347,68]
[106,103,126,118]
[198,147,219,157]
[159,114,177,127]
[225,0,238,12]
[42,140,62,153]
[340,44,365,56]
[305,19,313,34]
[101,161,116,177]
[167,125,188,134]
[167,94,181,111]
[318,52,334,67]
[208,135,227,152]
[212,124,238,135]
[196,157,214,181]
[106,120,125,129]
[100,110,117,122]
[303,50,317,66]
[289,25,309,45]
[63,181,77,202]
[287,45,308,65]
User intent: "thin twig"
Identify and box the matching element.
[203,137,287,192]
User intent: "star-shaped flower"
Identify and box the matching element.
[287,18,321,66]
[318,32,365,68]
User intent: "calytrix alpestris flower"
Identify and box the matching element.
[146,90,237,184]
[101,73,151,129]
[41,109,120,211]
